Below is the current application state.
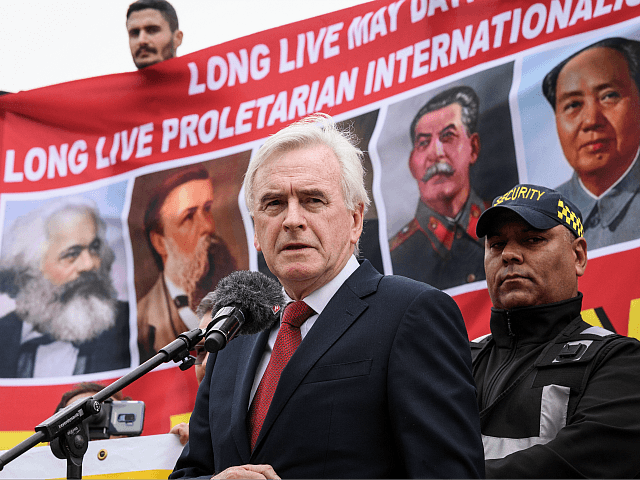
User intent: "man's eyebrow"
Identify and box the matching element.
[258,191,282,204]
[558,78,624,101]
[300,188,327,198]
[592,81,624,93]
[59,245,83,258]
[557,89,581,102]
[58,238,99,259]
[438,123,457,135]
[178,205,198,219]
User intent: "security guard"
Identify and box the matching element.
[472,183,640,478]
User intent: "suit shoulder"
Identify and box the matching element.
[0,310,23,339]
[115,301,130,332]
[136,277,165,321]
[389,218,421,251]
[380,273,454,302]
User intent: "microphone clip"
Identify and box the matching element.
[204,306,246,353]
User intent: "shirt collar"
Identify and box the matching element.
[583,144,640,200]
[21,322,44,343]
[283,255,360,316]
[568,149,640,228]
[164,274,186,299]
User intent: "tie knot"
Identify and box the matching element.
[282,301,314,329]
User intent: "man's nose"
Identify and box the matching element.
[76,249,100,273]
[501,241,524,264]
[282,200,306,231]
[138,30,151,45]
[581,99,606,131]
[427,138,446,159]
[196,209,216,235]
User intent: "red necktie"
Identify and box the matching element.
[247,301,314,451]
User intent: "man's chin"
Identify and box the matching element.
[134,57,160,69]
[273,256,324,280]
[494,290,537,310]
[46,295,117,343]
[15,268,118,343]
[419,184,460,205]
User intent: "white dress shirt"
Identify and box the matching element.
[164,275,201,330]
[21,323,78,377]
[248,256,360,404]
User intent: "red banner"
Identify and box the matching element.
[1,0,640,455]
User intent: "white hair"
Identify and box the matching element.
[243,113,370,217]
[2,196,108,269]
[15,271,116,342]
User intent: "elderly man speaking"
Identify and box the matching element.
[171,114,484,479]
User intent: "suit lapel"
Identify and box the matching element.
[251,261,381,453]
[231,329,271,462]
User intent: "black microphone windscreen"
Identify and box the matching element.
[210,271,284,335]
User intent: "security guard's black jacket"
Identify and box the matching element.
[472,293,640,478]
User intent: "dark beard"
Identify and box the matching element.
[165,234,238,309]
[15,269,118,343]
[191,236,238,308]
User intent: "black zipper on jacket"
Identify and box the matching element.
[506,311,514,337]
[481,311,517,410]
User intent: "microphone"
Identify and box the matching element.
[204,270,284,353]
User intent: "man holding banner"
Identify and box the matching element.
[171,114,484,479]
[472,184,640,478]
[126,0,183,70]
[543,37,640,250]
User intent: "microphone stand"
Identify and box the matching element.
[0,327,204,479]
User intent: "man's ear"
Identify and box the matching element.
[254,232,262,252]
[350,203,365,246]
[573,236,587,277]
[150,230,167,257]
[469,132,480,165]
[174,30,183,49]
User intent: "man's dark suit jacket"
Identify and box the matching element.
[171,260,484,478]
[0,301,130,377]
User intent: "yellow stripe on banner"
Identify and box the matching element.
[72,469,173,479]
[170,412,191,429]
[0,431,47,450]
[628,298,640,340]
[580,309,603,328]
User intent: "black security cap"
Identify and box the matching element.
[476,184,584,238]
